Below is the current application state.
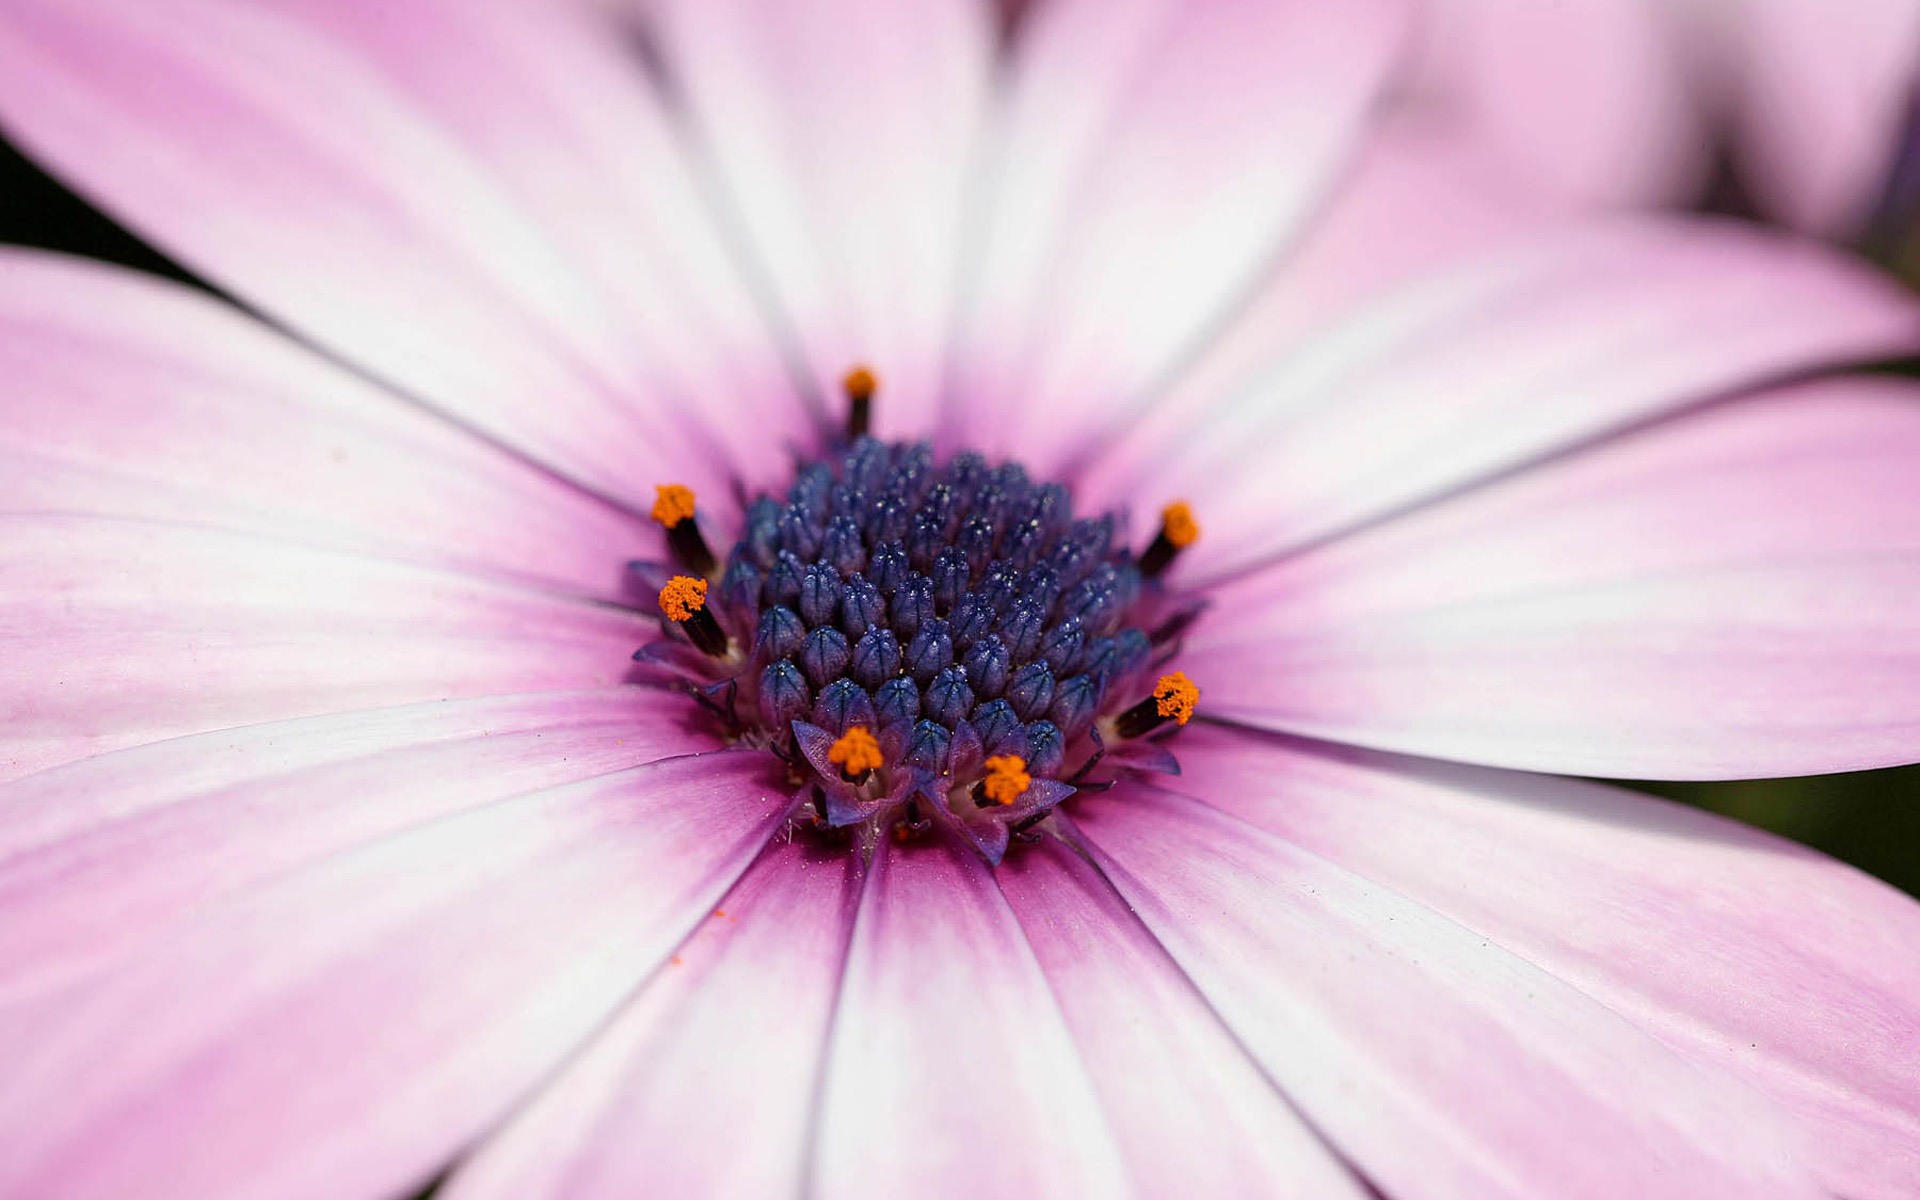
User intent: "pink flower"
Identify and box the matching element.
[1396,0,1920,236]
[0,1,1918,1198]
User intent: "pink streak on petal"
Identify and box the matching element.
[0,750,793,1200]
[647,0,994,442]
[1070,784,1824,1200]
[1169,722,1920,1198]
[442,837,859,1200]
[1189,378,1920,777]
[0,515,651,782]
[947,0,1404,462]
[0,0,807,506]
[812,835,1129,1200]
[1100,220,1920,581]
[0,249,650,598]
[997,838,1372,1199]
[0,688,717,1001]
[1730,0,1920,236]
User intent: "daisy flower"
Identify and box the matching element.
[1,2,1919,1198]
[1396,0,1920,237]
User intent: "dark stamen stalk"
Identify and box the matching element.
[668,520,718,577]
[1113,696,1170,740]
[680,604,730,657]
[844,365,877,440]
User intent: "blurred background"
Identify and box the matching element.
[2,0,1916,895]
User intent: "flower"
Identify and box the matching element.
[1394,0,1920,237]
[0,1,1919,1198]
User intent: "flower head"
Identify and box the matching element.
[1,1,1919,1199]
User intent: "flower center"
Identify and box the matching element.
[633,370,1201,863]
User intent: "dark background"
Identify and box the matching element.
[3,130,1915,897]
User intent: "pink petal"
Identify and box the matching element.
[946,0,1403,461]
[1142,127,1555,444]
[0,750,792,1200]
[645,0,994,439]
[812,836,1129,1199]
[0,0,806,505]
[1392,0,1702,210]
[1188,378,1920,777]
[1094,219,1920,580]
[0,688,716,1001]
[0,514,649,782]
[1069,784,1823,1200]
[1729,0,1920,235]
[997,838,1371,1198]
[1167,722,1920,1198]
[0,249,649,597]
[442,837,858,1200]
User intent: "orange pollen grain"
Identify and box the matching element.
[981,755,1031,806]
[828,725,884,776]
[658,575,709,622]
[1160,501,1200,549]
[1153,672,1199,725]
[843,365,878,402]
[651,483,698,528]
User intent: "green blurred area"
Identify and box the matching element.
[1625,769,1920,897]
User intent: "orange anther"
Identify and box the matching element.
[1160,501,1200,550]
[828,725,884,776]
[843,365,878,403]
[1153,672,1199,726]
[981,755,1031,806]
[651,483,698,529]
[658,575,709,622]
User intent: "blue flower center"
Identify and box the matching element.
[639,395,1198,861]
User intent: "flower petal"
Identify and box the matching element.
[997,837,1371,1198]
[1187,377,1920,777]
[947,0,1403,460]
[1166,722,1920,1199]
[1729,0,1920,235]
[0,0,805,504]
[1392,0,1701,210]
[0,514,649,782]
[1100,220,1920,580]
[0,750,792,1200]
[0,688,716,1001]
[1070,783,1824,1200]
[0,249,649,597]
[645,0,995,438]
[441,836,859,1200]
[812,835,1129,1199]
[1144,127,1554,442]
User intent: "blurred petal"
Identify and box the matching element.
[1393,0,1701,209]
[1095,220,1919,579]
[0,751,793,1200]
[0,249,647,597]
[948,0,1403,461]
[1729,0,1920,235]
[0,688,715,1000]
[1188,378,1920,777]
[1071,783,1822,1200]
[0,0,805,507]
[0,515,648,781]
[443,837,859,1200]
[812,836,1129,1200]
[998,838,1371,1199]
[1168,722,1920,1199]
[647,0,994,438]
